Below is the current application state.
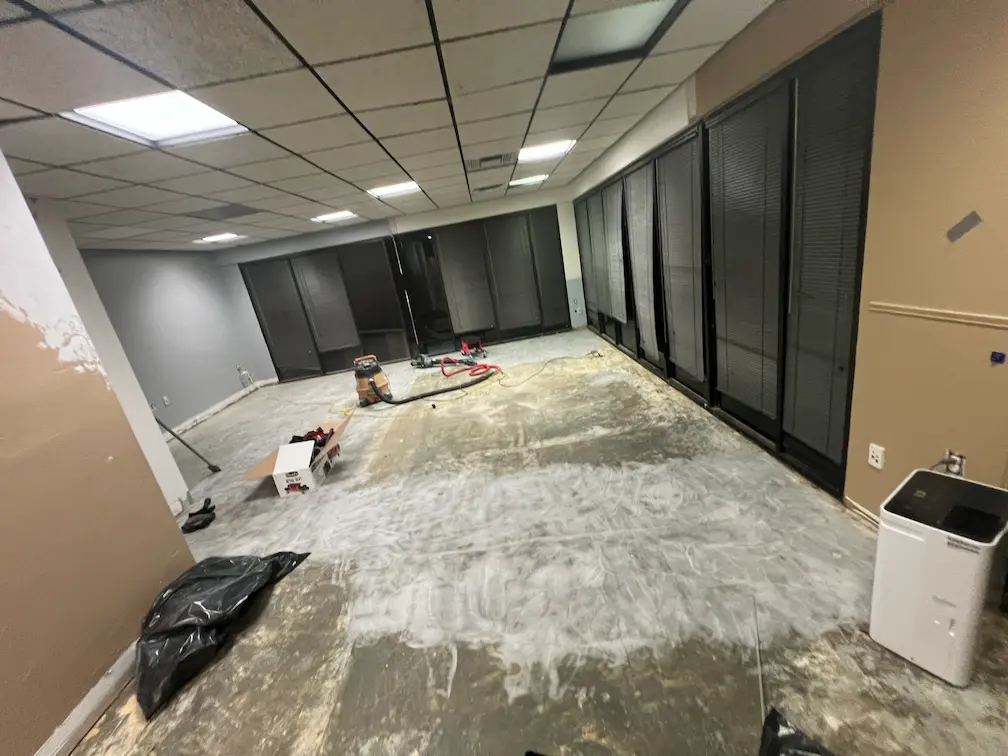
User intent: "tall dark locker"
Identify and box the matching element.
[624,164,660,365]
[291,252,360,352]
[783,23,879,477]
[435,222,495,334]
[573,200,597,318]
[527,207,570,329]
[657,136,705,387]
[243,259,322,381]
[708,85,789,436]
[484,214,541,331]
[586,193,611,318]
[602,181,628,323]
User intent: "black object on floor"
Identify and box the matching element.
[180,498,216,533]
[760,708,834,755]
[156,416,222,473]
[135,551,309,718]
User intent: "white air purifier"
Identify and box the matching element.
[870,469,1008,686]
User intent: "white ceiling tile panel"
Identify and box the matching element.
[0,99,40,120]
[5,156,48,175]
[460,136,524,162]
[83,208,173,226]
[409,162,465,181]
[383,127,458,158]
[598,87,671,120]
[653,0,774,53]
[80,225,158,240]
[467,166,512,187]
[74,185,188,209]
[0,20,165,112]
[419,175,468,191]
[433,0,568,40]
[457,113,531,146]
[260,115,371,153]
[129,229,197,243]
[25,1,93,11]
[399,147,461,171]
[306,141,388,172]
[0,2,27,20]
[245,193,309,211]
[61,0,298,88]
[143,196,224,215]
[271,201,336,218]
[538,61,636,108]
[573,133,621,152]
[513,160,562,179]
[16,168,128,198]
[153,171,252,194]
[0,118,143,165]
[42,199,122,219]
[134,215,205,230]
[357,100,453,138]
[622,45,720,91]
[230,156,320,182]
[442,22,561,97]
[522,126,583,146]
[316,46,444,112]
[299,185,370,203]
[267,172,352,194]
[451,79,541,124]
[580,114,642,140]
[572,0,653,15]
[205,184,288,203]
[528,98,607,133]
[384,195,435,212]
[76,151,206,183]
[255,0,432,64]
[336,161,408,183]
[192,70,343,130]
[167,133,289,168]
[471,185,506,199]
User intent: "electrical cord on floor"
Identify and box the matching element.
[369,356,501,405]
[497,350,603,389]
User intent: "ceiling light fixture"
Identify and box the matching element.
[311,210,357,223]
[509,175,548,187]
[518,140,576,163]
[64,91,246,147]
[193,232,245,244]
[367,181,420,198]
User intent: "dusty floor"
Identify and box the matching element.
[77,331,1008,755]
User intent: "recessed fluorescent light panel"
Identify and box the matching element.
[509,175,548,187]
[64,91,246,147]
[368,181,420,198]
[311,210,357,223]
[553,0,678,69]
[193,232,244,244]
[518,140,576,163]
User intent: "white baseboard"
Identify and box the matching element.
[166,377,278,437]
[843,495,880,530]
[34,643,135,756]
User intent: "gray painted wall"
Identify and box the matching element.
[85,251,276,427]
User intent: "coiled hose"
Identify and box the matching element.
[369,356,501,405]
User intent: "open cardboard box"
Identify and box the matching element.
[243,418,349,497]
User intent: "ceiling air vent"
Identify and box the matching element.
[473,184,503,194]
[464,151,517,172]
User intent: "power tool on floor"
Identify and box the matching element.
[354,354,391,406]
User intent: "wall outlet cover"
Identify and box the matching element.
[868,443,885,470]
[162,396,171,407]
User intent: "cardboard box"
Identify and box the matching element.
[243,419,348,497]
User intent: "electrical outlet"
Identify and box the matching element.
[162,396,171,407]
[868,443,885,470]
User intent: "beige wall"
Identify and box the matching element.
[693,0,1008,512]
[0,155,194,756]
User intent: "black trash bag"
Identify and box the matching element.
[135,551,309,718]
[760,708,835,756]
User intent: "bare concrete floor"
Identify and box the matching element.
[78,332,1008,755]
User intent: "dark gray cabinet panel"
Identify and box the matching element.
[338,241,404,332]
[484,214,541,330]
[602,181,628,323]
[436,222,495,333]
[709,85,788,421]
[243,259,321,381]
[624,164,659,364]
[292,252,359,352]
[784,43,877,463]
[587,193,611,317]
[573,200,597,312]
[528,207,570,329]
[657,137,705,381]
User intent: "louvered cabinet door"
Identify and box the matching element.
[574,199,597,315]
[625,164,660,365]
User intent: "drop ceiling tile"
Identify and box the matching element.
[419,175,468,191]
[84,208,172,226]
[574,133,621,152]
[433,0,568,40]
[383,127,458,159]
[300,185,371,202]
[131,229,198,243]
[306,141,388,173]
[316,46,444,112]
[269,172,355,195]
[0,118,143,165]
[467,166,512,188]
[581,114,642,140]
[410,162,465,181]
[385,195,435,212]
[460,136,523,162]
[16,169,128,198]
[260,115,371,153]
[653,0,773,53]
[25,1,93,11]
[136,214,205,230]
[528,99,607,134]
[75,185,189,209]
[245,193,309,211]
[5,156,47,175]
[0,99,39,120]
[538,61,637,108]
[76,151,206,183]
[452,79,541,124]
[239,212,296,228]
[335,161,407,183]
[143,196,226,215]
[44,199,120,219]
[191,70,343,130]
[206,184,287,203]
[357,100,453,138]
[522,125,584,146]
[61,0,298,88]
[0,20,165,112]
[572,0,648,14]
[0,3,27,20]
[152,171,251,195]
[458,113,531,146]
[399,148,461,171]
[442,22,560,97]
[431,195,471,208]
[82,225,158,240]
[599,87,671,120]
[255,0,432,64]
[230,156,319,182]
[623,45,720,92]
[471,185,506,200]
[513,159,562,180]
[274,201,337,219]
[166,133,288,168]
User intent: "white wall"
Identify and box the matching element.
[33,201,190,515]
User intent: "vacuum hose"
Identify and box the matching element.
[369,356,501,405]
